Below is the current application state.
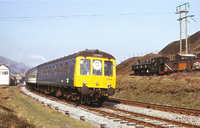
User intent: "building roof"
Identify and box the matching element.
[0,64,10,70]
[177,53,196,57]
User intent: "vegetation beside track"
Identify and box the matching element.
[0,86,95,128]
[114,72,200,109]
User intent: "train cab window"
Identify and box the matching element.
[80,59,90,75]
[104,61,113,77]
[93,60,102,76]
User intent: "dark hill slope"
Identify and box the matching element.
[159,31,200,56]
[0,56,29,74]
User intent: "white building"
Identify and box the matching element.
[0,64,10,85]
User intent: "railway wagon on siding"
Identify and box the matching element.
[165,59,193,72]
[26,49,116,105]
[192,58,200,70]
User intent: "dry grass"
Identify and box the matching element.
[0,86,95,128]
[114,72,200,109]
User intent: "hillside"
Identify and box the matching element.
[159,31,200,57]
[117,31,200,76]
[0,56,29,74]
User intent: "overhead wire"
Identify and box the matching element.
[0,11,175,20]
[188,7,200,30]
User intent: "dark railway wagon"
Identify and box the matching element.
[165,59,193,72]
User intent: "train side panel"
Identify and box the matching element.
[25,67,38,84]
[37,58,76,86]
[165,59,192,72]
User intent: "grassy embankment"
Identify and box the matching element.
[0,86,95,128]
[114,72,200,109]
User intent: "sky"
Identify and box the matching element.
[0,0,200,68]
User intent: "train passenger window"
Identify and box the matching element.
[104,61,113,77]
[52,66,54,71]
[93,60,102,76]
[65,63,67,71]
[80,59,90,75]
[70,60,75,73]
[60,64,62,72]
[67,62,71,74]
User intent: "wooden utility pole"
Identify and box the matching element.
[176,2,194,54]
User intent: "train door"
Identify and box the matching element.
[179,63,187,70]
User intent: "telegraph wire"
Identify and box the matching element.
[0,11,176,20]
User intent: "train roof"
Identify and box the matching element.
[38,49,115,67]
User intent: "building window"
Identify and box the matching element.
[2,71,8,75]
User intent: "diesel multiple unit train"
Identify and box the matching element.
[25,49,116,105]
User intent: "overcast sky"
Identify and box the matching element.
[0,0,200,67]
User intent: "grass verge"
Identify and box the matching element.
[0,86,95,128]
[114,72,200,109]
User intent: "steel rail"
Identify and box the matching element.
[103,105,200,128]
[108,98,200,116]
[24,87,200,128]
[24,87,166,127]
[80,105,167,128]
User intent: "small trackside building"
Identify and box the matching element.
[0,64,10,85]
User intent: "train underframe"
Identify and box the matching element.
[26,83,114,105]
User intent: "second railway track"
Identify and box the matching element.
[108,98,200,116]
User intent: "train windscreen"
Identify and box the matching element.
[104,61,113,77]
[80,59,90,75]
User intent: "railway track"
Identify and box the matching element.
[21,87,200,128]
[101,105,200,128]
[108,97,200,116]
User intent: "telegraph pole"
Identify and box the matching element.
[176,2,194,54]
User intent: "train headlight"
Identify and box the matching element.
[107,82,111,88]
[96,82,99,86]
[83,81,87,86]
